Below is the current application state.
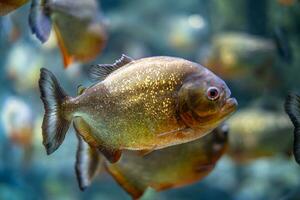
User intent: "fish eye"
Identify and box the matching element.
[206,87,220,101]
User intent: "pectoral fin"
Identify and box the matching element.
[75,134,103,190]
[157,127,193,139]
[73,117,122,163]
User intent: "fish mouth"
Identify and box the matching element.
[221,97,238,116]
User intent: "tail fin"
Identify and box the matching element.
[39,68,71,155]
[75,133,103,190]
[285,93,300,165]
[29,0,52,43]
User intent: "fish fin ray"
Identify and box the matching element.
[157,127,193,139]
[89,54,134,81]
[29,0,52,43]
[75,133,103,190]
[285,93,300,165]
[39,68,71,155]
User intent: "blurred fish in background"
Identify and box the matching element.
[76,125,229,199]
[227,106,293,163]
[167,14,207,54]
[29,0,107,67]
[5,41,43,93]
[0,0,108,68]
[202,31,292,96]
[0,97,35,166]
[203,33,277,80]
[0,0,29,16]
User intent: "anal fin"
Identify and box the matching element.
[106,165,146,199]
[73,117,122,163]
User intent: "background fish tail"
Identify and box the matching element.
[29,0,52,43]
[285,93,300,164]
[39,68,72,155]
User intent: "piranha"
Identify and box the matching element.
[203,32,291,81]
[227,107,293,163]
[285,93,300,165]
[39,55,237,163]
[74,124,229,199]
[29,0,107,67]
[0,0,29,16]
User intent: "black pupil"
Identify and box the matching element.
[209,89,218,98]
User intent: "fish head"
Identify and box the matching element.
[178,69,237,129]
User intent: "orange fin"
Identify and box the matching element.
[53,24,74,68]
[73,117,122,163]
[106,165,146,199]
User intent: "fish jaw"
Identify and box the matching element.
[220,97,238,118]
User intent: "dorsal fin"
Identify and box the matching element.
[89,54,134,81]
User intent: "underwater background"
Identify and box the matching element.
[1,0,300,199]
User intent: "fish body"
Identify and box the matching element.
[39,55,237,163]
[227,107,293,163]
[75,125,229,199]
[1,97,34,146]
[0,0,29,16]
[1,97,34,164]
